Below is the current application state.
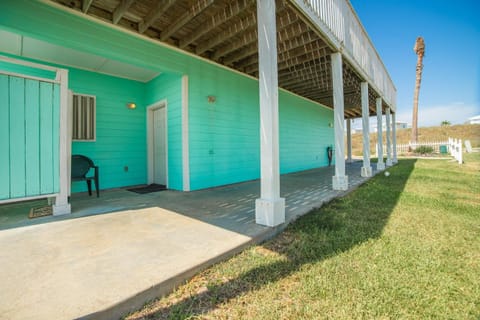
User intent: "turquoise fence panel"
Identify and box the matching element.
[0,75,9,199]
[39,82,55,194]
[9,76,26,198]
[0,71,60,201]
[25,79,41,196]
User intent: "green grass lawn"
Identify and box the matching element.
[127,154,480,320]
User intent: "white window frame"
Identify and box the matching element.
[72,93,96,142]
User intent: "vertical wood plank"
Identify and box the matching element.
[9,76,26,198]
[40,82,54,194]
[52,83,60,193]
[0,75,10,199]
[25,79,41,196]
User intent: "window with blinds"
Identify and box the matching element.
[72,94,96,141]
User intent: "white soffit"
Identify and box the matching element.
[0,30,22,55]
[0,30,159,82]
[100,59,159,82]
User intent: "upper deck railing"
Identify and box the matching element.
[291,0,397,110]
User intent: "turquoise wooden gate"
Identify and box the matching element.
[0,74,60,200]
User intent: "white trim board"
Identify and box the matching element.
[181,75,190,191]
[146,100,169,188]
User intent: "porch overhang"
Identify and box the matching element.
[30,0,395,118]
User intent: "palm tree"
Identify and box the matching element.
[412,37,425,143]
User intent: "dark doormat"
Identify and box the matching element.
[127,184,167,194]
[29,206,53,219]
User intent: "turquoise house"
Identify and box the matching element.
[0,0,396,226]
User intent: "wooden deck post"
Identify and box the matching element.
[386,107,392,166]
[361,82,372,177]
[53,68,71,215]
[392,111,398,163]
[346,118,352,163]
[376,97,385,170]
[331,52,348,190]
[255,0,285,227]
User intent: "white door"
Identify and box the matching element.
[153,107,167,185]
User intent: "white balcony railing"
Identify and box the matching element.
[290,0,397,110]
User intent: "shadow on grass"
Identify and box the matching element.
[125,159,417,320]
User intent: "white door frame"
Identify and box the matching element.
[147,100,168,187]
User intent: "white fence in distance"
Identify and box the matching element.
[378,138,463,164]
[391,141,448,154]
[448,137,463,164]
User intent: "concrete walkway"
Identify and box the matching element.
[0,161,378,320]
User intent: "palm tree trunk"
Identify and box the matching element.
[412,37,425,144]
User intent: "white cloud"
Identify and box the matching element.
[349,102,480,131]
[395,102,480,127]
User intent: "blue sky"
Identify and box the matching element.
[350,0,480,127]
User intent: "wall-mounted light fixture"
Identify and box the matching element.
[207,95,216,104]
[126,102,137,110]
[328,122,334,128]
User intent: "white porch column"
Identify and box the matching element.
[346,118,352,163]
[182,75,190,191]
[386,107,392,166]
[331,52,348,190]
[53,68,71,215]
[376,97,385,170]
[255,0,285,227]
[360,82,372,177]
[392,112,398,163]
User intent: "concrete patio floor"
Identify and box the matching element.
[0,161,380,320]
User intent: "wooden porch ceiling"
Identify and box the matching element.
[52,0,386,118]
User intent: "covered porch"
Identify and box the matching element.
[0,0,397,228]
[1,161,371,231]
[0,160,377,319]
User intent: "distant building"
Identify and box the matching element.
[467,115,480,124]
[373,121,409,132]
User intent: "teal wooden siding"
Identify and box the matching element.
[70,68,147,193]
[279,91,334,173]
[186,61,334,190]
[0,73,60,200]
[187,64,260,190]
[145,73,183,190]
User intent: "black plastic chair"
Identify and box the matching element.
[71,155,99,197]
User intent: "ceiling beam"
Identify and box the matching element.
[160,0,215,41]
[212,29,257,60]
[233,22,314,69]
[211,5,296,60]
[223,43,257,66]
[279,68,328,88]
[180,0,253,49]
[344,109,357,117]
[139,0,176,34]
[82,0,93,13]
[112,0,135,24]
[245,44,328,74]
[196,12,256,55]
[279,61,327,81]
